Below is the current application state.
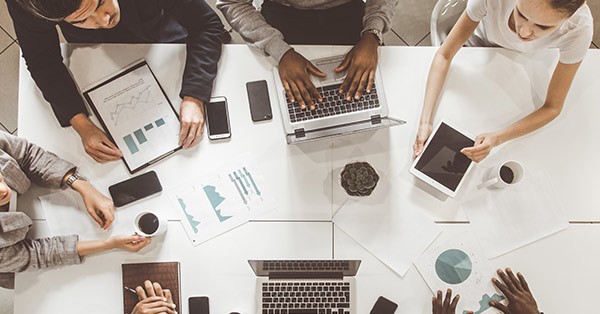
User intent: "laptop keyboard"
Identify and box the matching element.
[262,281,351,314]
[262,260,351,272]
[286,83,380,123]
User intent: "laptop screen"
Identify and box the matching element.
[248,260,361,277]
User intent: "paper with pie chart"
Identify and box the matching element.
[167,154,275,245]
[415,232,504,314]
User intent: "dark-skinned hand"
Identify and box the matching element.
[432,289,461,314]
[278,49,326,110]
[491,268,540,314]
[335,33,379,101]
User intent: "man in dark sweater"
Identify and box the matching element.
[6,0,224,162]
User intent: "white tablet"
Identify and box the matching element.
[410,120,475,198]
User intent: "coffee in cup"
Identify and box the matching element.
[477,160,524,189]
[134,211,167,236]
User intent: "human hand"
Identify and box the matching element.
[179,96,206,149]
[73,180,115,229]
[460,132,500,162]
[109,234,151,252]
[70,114,122,163]
[432,289,461,314]
[132,280,177,314]
[335,33,379,101]
[491,268,540,314]
[414,122,433,159]
[278,49,326,110]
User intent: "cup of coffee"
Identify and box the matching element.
[477,160,524,189]
[134,211,167,236]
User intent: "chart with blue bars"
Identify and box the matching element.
[122,118,167,155]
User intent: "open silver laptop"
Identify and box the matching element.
[273,55,405,144]
[249,259,361,314]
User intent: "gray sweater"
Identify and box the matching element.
[0,131,82,272]
[217,0,398,62]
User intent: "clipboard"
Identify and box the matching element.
[83,60,181,173]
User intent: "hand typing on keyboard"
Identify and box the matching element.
[335,33,379,102]
[279,49,326,111]
[132,280,177,314]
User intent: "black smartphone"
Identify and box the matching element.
[189,296,210,314]
[108,171,162,207]
[206,96,232,140]
[246,80,272,122]
[370,296,398,314]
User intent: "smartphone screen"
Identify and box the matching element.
[206,98,231,139]
[108,171,162,207]
[246,80,272,122]
[189,296,209,314]
[370,296,398,314]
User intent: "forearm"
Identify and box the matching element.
[419,53,452,126]
[76,238,115,257]
[363,0,399,33]
[493,104,561,145]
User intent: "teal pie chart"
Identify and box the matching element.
[435,249,472,284]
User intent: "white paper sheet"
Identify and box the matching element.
[415,231,503,314]
[461,171,568,258]
[167,153,276,246]
[39,189,141,240]
[333,180,441,277]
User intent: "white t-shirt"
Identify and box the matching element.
[466,0,593,64]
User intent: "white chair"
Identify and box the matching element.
[430,0,467,46]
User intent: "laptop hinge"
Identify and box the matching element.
[268,272,344,280]
[370,115,382,125]
[293,128,306,138]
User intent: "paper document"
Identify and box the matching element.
[461,171,568,258]
[39,190,141,240]
[415,231,503,314]
[83,61,180,173]
[333,181,441,277]
[167,153,276,245]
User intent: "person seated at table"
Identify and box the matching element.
[6,0,225,163]
[0,131,151,272]
[217,0,398,110]
[432,268,541,314]
[414,0,592,162]
[132,280,177,314]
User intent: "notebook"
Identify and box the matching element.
[121,262,181,314]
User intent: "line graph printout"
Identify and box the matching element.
[83,61,180,172]
[167,154,276,245]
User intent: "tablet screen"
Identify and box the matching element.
[414,122,474,191]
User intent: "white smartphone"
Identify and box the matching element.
[205,96,231,140]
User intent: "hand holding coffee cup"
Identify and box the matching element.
[134,211,168,237]
[477,160,524,189]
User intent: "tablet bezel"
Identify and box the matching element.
[410,119,475,198]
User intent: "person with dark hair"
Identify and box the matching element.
[5,0,225,163]
[217,0,398,111]
[432,268,542,314]
[414,0,592,162]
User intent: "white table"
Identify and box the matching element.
[15,44,600,313]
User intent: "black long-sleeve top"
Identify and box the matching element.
[6,0,224,127]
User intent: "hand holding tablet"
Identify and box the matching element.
[410,120,475,198]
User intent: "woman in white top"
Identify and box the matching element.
[414,0,593,162]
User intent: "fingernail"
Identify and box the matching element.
[172,303,177,308]
[162,297,167,301]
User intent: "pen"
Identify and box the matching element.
[124,286,137,295]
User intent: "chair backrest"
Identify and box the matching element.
[430,0,468,46]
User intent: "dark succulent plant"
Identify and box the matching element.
[340,162,379,197]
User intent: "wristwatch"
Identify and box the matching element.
[65,171,87,188]
[363,28,383,45]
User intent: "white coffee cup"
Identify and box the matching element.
[477,160,524,189]
[134,211,168,236]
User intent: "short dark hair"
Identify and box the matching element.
[548,0,586,16]
[17,0,82,21]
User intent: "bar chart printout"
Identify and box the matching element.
[167,154,276,245]
[83,61,180,171]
